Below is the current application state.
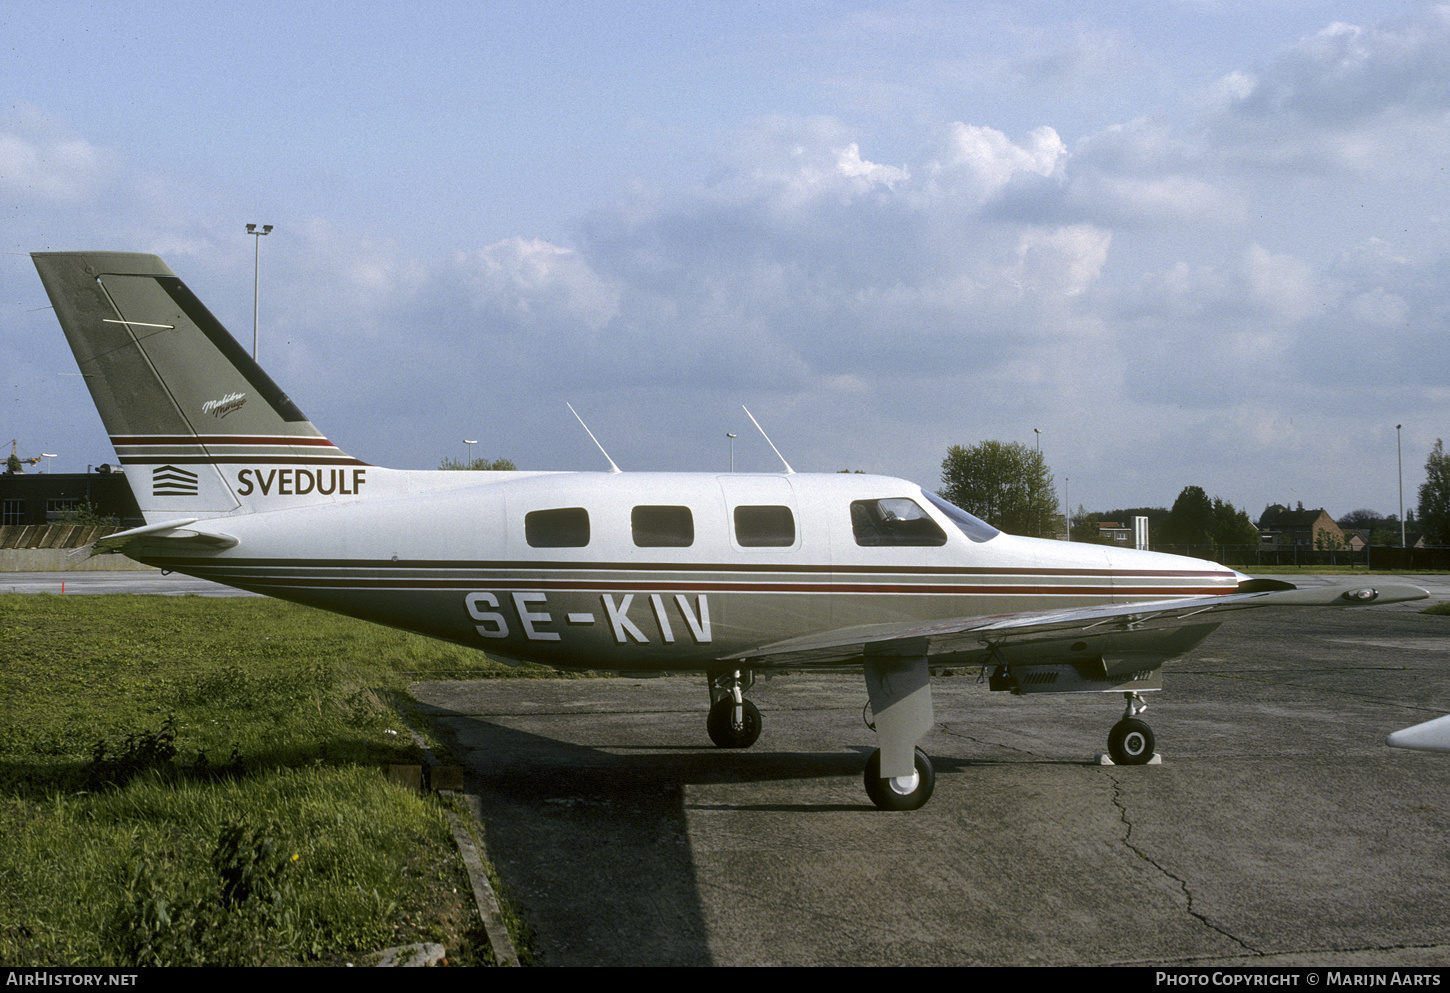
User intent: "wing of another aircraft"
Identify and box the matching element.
[728,581,1430,672]
[1387,714,1450,753]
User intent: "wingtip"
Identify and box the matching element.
[1387,714,1450,752]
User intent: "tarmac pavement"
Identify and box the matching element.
[412,598,1450,967]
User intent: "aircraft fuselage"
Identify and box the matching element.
[122,466,1239,672]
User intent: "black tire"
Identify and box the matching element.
[1108,718,1155,765]
[707,698,762,748]
[863,747,936,811]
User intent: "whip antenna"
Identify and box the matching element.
[742,405,794,474]
[567,403,622,473]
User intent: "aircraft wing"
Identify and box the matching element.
[726,581,1430,670]
[1386,714,1450,753]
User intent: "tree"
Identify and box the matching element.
[439,456,517,471]
[939,441,1059,538]
[1069,505,1106,544]
[1337,508,1387,531]
[1213,497,1260,548]
[1419,439,1450,545]
[56,500,118,527]
[1159,486,1215,547]
[1160,486,1258,551]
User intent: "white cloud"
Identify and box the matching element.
[834,143,909,189]
[706,117,911,215]
[924,123,1065,203]
[1208,4,1450,174]
[0,132,108,202]
[1348,287,1410,327]
[1013,225,1111,298]
[1069,171,1245,227]
[455,238,621,332]
[1243,244,1334,324]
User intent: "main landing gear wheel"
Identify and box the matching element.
[863,747,936,811]
[707,697,762,749]
[1108,718,1155,765]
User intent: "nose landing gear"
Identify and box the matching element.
[706,669,762,749]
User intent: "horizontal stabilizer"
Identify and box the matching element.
[92,518,238,555]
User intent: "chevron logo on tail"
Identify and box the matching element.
[152,465,199,497]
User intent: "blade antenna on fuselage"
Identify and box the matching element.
[741,404,795,474]
[567,403,622,473]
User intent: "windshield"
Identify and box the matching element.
[922,490,1000,543]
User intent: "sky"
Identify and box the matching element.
[4,0,1448,523]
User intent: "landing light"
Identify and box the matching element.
[1341,588,1379,602]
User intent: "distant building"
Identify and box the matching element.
[1257,505,1345,549]
[1096,521,1133,543]
[0,468,142,529]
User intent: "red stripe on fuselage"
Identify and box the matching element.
[110,434,342,447]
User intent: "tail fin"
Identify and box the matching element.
[32,252,362,522]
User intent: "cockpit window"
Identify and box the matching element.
[922,490,1000,543]
[851,498,948,546]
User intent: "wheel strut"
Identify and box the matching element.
[706,669,761,748]
[1108,692,1155,765]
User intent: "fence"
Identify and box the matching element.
[0,523,156,572]
[1148,543,1450,571]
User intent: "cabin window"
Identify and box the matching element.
[632,505,694,547]
[525,507,590,548]
[851,498,948,546]
[734,505,795,547]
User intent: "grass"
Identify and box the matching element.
[0,593,540,966]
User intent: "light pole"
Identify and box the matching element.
[246,223,273,360]
[464,439,477,467]
[1033,428,1041,537]
[726,433,736,473]
[1064,477,1070,541]
[1397,424,1405,547]
[42,453,58,474]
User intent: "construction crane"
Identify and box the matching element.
[7,440,42,472]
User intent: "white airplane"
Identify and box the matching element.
[32,251,1430,810]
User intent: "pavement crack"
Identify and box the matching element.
[1106,771,1262,957]
[937,725,1041,757]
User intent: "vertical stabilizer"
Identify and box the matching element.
[32,252,362,522]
